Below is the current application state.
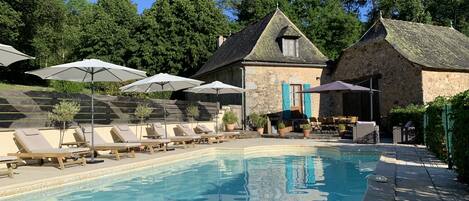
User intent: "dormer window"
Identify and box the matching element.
[279,25,301,57]
[282,38,298,57]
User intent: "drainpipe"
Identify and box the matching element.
[240,66,246,131]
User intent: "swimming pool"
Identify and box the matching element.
[6,148,379,201]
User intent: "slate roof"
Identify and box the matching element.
[193,9,328,77]
[354,18,469,71]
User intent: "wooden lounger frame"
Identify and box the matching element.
[7,151,86,170]
[110,128,167,155]
[87,145,137,160]
[0,160,18,178]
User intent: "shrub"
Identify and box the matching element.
[48,100,80,147]
[222,111,238,124]
[425,96,449,160]
[277,121,286,129]
[301,124,311,130]
[50,80,85,94]
[134,104,153,122]
[449,90,469,181]
[250,112,267,129]
[389,104,426,143]
[186,104,199,121]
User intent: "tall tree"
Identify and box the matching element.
[369,0,431,23]
[133,0,230,76]
[0,1,22,45]
[232,0,362,59]
[77,0,139,66]
[424,0,469,35]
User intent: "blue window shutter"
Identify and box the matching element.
[282,82,291,119]
[303,84,312,118]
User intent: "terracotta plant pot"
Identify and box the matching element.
[278,128,288,137]
[225,124,235,131]
[256,127,264,135]
[303,129,311,138]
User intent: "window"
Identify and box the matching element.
[289,84,302,107]
[282,38,298,57]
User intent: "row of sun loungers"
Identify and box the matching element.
[2,123,240,175]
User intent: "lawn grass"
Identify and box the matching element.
[0,83,53,91]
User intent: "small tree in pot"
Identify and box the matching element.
[186,104,199,128]
[301,124,312,138]
[135,103,153,139]
[277,121,288,137]
[222,111,238,131]
[48,100,80,148]
[250,112,267,135]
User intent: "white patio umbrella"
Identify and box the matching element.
[0,44,34,66]
[185,81,245,133]
[120,73,203,138]
[26,59,147,163]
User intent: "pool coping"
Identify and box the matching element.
[0,144,382,200]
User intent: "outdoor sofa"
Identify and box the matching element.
[9,129,89,170]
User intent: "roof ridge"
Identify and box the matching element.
[380,18,456,31]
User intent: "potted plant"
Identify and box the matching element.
[250,113,267,135]
[48,100,80,148]
[135,103,153,139]
[222,111,238,131]
[301,123,312,138]
[277,121,288,137]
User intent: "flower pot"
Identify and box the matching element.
[225,124,235,131]
[256,127,264,135]
[278,128,288,137]
[303,129,311,138]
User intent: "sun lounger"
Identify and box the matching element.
[147,123,197,149]
[177,124,222,144]
[111,125,170,154]
[0,156,19,178]
[196,124,240,140]
[8,129,89,170]
[74,127,140,160]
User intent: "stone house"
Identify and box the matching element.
[332,17,469,122]
[192,9,328,123]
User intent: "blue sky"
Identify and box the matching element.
[130,0,154,13]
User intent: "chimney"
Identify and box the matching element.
[217,35,226,48]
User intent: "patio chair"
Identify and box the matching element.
[74,127,140,160]
[0,156,19,178]
[147,123,197,148]
[111,125,170,154]
[8,129,89,170]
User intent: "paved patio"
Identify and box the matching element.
[0,138,467,200]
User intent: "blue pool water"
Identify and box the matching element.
[8,148,379,201]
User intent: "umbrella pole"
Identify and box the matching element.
[216,90,219,134]
[161,84,168,138]
[88,72,103,164]
[370,78,373,121]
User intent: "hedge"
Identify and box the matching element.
[450,90,469,181]
[389,104,426,144]
[424,97,448,161]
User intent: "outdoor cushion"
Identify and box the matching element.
[74,127,107,145]
[117,125,129,131]
[112,125,139,142]
[14,129,53,152]
[152,123,166,137]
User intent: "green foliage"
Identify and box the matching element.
[232,0,362,59]
[186,104,200,121]
[371,0,431,23]
[250,112,267,128]
[48,100,81,124]
[425,97,449,160]
[277,121,286,129]
[132,0,230,76]
[50,80,85,94]
[301,123,311,130]
[134,103,153,121]
[449,90,469,181]
[222,111,238,124]
[389,104,426,143]
[0,1,22,45]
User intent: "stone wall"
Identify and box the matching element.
[244,65,324,117]
[421,70,469,103]
[334,41,424,118]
